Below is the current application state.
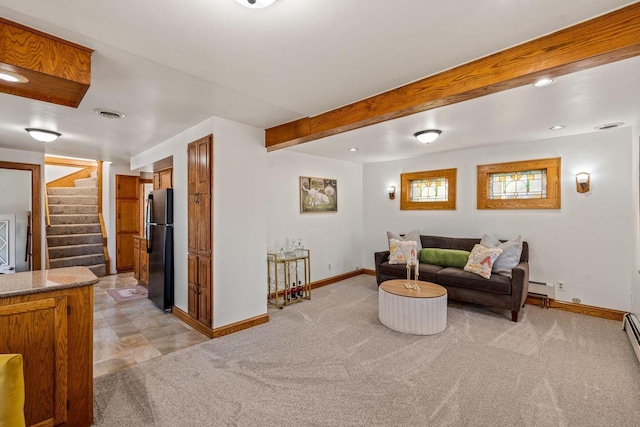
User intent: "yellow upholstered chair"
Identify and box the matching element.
[0,354,26,427]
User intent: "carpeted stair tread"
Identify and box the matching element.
[47,187,97,196]
[47,195,98,205]
[47,233,103,246]
[48,204,98,214]
[45,178,105,276]
[49,253,106,269]
[48,243,104,259]
[73,177,98,187]
[47,223,101,235]
[49,214,100,225]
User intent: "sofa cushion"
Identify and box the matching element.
[463,244,502,279]
[379,261,444,283]
[420,248,470,269]
[436,267,512,295]
[480,234,523,277]
[388,230,422,251]
[388,238,417,264]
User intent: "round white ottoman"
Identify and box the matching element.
[379,279,447,335]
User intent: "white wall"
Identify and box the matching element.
[363,128,635,312]
[130,116,268,329]
[267,150,363,281]
[0,169,31,272]
[45,165,82,183]
[0,147,45,271]
[631,118,640,315]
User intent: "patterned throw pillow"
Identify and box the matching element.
[388,238,418,265]
[479,234,523,277]
[463,244,503,279]
[387,230,422,251]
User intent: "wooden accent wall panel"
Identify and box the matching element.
[0,18,93,107]
[266,3,640,150]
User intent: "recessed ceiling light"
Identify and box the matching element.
[94,108,125,119]
[234,0,276,8]
[594,122,624,130]
[0,70,29,83]
[533,78,555,88]
[549,125,565,130]
[25,128,61,142]
[414,129,442,144]
[349,148,358,152]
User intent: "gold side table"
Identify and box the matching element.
[267,249,311,308]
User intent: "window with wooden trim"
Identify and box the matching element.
[400,168,456,210]
[477,157,561,209]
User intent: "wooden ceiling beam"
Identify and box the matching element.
[266,3,640,151]
[0,17,93,107]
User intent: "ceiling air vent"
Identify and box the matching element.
[94,108,125,119]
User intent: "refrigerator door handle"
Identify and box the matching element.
[146,224,152,253]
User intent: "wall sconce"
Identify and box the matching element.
[388,186,396,200]
[575,172,590,193]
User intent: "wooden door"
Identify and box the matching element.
[187,253,198,319]
[196,137,212,256]
[116,175,140,271]
[197,256,212,326]
[187,143,198,254]
[187,135,213,328]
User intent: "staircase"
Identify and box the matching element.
[46,175,107,276]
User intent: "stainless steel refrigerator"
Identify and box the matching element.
[145,188,174,311]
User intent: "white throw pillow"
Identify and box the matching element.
[387,230,422,251]
[480,234,523,277]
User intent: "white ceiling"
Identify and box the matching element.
[0,0,637,165]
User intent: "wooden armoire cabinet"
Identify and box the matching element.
[187,135,213,327]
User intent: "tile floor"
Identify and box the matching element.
[93,273,209,378]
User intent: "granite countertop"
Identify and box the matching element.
[0,266,99,298]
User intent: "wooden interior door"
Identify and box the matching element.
[115,175,140,271]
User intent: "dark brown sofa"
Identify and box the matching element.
[374,235,529,321]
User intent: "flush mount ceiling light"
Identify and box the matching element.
[25,128,61,142]
[594,122,624,130]
[0,69,29,83]
[349,148,358,152]
[234,0,276,8]
[549,125,565,130]
[94,108,125,119]
[414,129,442,144]
[533,78,555,87]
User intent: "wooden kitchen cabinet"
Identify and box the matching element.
[153,167,173,190]
[133,236,149,287]
[187,135,213,327]
[0,268,97,427]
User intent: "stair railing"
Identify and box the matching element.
[99,213,110,274]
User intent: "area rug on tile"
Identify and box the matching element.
[93,275,640,426]
[106,286,148,303]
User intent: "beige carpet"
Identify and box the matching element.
[93,275,640,426]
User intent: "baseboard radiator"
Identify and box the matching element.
[623,313,640,363]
